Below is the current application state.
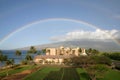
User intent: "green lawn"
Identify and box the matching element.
[76,68,89,80]
[1,65,120,80]
[0,65,36,78]
[77,68,120,80]
[24,66,60,80]
[44,67,80,80]
[99,70,120,80]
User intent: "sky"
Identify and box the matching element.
[0,0,120,50]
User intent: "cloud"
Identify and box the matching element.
[50,29,119,41]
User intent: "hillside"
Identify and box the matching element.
[18,39,120,52]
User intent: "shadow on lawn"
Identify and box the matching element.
[80,72,90,80]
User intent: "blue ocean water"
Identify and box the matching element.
[0,50,37,67]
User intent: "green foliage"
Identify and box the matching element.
[37,51,42,55]
[91,56,112,66]
[86,64,109,80]
[5,59,14,66]
[28,46,37,54]
[92,49,99,56]
[99,69,120,80]
[42,48,46,53]
[86,48,99,56]
[103,52,120,61]
[25,55,33,61]
[0,50,2,55]
[15,50,21,56]
[24,67,60,80]
[0,52,7,62]
[77,68,90,80]
[21,60,28,65]
[71,56,97,67]
[2,55,8,61]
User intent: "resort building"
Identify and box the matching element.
[34,46,87,64]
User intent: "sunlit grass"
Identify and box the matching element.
[99,69,120,80]
[24,66,60,80]
[0,65,36,78]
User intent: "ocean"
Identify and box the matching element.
[0,50,37,67]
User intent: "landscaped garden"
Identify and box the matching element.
[24,66,60,80]
[0,48,120,80]
[24,66,120,80]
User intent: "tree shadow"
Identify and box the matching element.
[80,72,90,80]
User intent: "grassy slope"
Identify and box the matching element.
[0,65,36,78]
[24,67,60,80]
[99,70,120,80]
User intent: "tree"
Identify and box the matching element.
[0,50,3,62]
[25,54,33,61]
[15,50,22,64]
[88,48,92,53]
[37,51,42,55]
[103,52,120,61]
[0,54,7,62]
[78,48,82,55]
[6,59,14,67]
[86,48,92,56]
[92,49,99,56]
[0,50,2,55]
[42,48,46,53]
[21,60,28,65]
[71,56,91,68]
[86,64,109,80]
[15,50,22,56]
[28,46,37,54]
[94,56,111,66]
[5,59,15,76]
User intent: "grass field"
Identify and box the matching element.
[99,69,120,80]
[77,68,120,80]
[76,68,89,80]
[44,67,80,80]
[1,65,120,80]
[0,65,36,78]
[24,66,120,80]
[24,66,60,80]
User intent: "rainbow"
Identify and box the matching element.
[0,18,119,46]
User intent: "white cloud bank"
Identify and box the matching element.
[50,29,120,41]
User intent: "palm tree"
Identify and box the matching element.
[5,59,14,76]
[25,54,33,64]
[26,46,37,64]
[0,53,8,66]
[15,50,21,56]
[28,46,37,54]
[15,50,22,64]
[0,50,3,62]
